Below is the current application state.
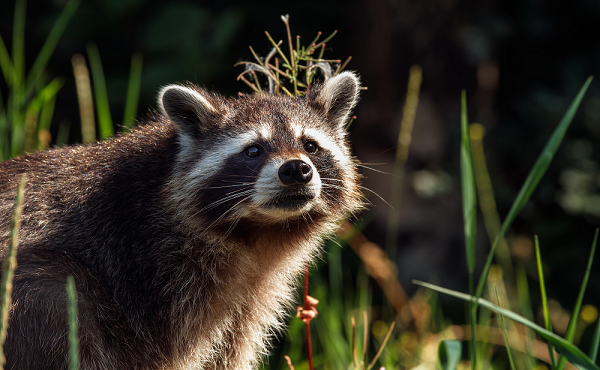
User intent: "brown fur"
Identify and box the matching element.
[0,72,362,369]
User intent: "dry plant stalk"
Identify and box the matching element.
[235,14,353,97]
[351,311,395,370]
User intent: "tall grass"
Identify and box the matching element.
[0,0,80,159]
[0,175,25,369]
[264,62,597,370]
[414,76,596,370]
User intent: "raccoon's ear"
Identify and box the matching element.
[158,85,222,138]
[309,71,360,130]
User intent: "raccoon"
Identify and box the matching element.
[0,71,362,369]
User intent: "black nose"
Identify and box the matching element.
[278,160,313,185]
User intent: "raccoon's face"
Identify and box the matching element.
[159,72,361,231]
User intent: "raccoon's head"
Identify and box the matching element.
[159,72,362,238]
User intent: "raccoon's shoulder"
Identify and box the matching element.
[1,119,176,174]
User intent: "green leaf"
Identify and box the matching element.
[123,52,143,129]
[26,0,80,87]
[475,76,593,299]
[414,280,600,370]
[0,34,14,87]
[24,0,80,102]
[460,90,477,278]
[460,90,477,370]
[590,311,600,362]
[12,0,26,88]
[495,286,517,370]
[438,339,462,370]
[86,43,114,139]
[557,229,599,370]
[535,235,558,368]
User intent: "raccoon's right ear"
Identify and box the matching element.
[158,85,223,138]
[308,71,360,131]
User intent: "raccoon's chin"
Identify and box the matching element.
[249,189,319,221]
[272,193,315,210]
[268,187,316,210]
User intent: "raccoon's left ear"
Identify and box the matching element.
[308,71,360,131]
[158,84,222,138]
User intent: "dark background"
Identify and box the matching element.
[2,0,600,351]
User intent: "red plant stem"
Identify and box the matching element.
[305,322,314,370]
[303,262,314,370]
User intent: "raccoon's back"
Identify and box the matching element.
[0,120,178,253]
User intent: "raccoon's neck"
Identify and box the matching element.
[164,224,326,369]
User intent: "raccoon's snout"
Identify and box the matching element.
[278,160,313,185]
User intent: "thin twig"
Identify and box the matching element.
[237,75,259,93]
[367,322,395,370]
[284,355,295,370]
[335,56,353,76]
[251,71,261,92]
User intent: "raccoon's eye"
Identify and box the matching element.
[245,145,261,158]
[304,141,318,154]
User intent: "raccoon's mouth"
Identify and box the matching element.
[271,190,316,210]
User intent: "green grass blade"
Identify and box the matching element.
[37,94,57,150]
[26,0,81,87]
[475,76,593,299]
[55,120,71,147]
[385,65,421,261]
[12,0,26,88]
[0,34,14,87]
[557,229,599,370]
[515,266,538,368]
[590,313,600,362]
[86,43,114,139]
[460,90,477,370]
[10,0,27,157]
[461,90,477,281]
[0,175,26,368]
[123,52,143,129]
[495,285,517,370]
[66,276,79,370]
[470,123,514,280]
[414,280,600,370]
[438,339,462,370]
[535,235,558,368]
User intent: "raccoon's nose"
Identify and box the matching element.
[278,160,313,185]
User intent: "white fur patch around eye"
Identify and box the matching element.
[303,128,349,166]
[290,121,303,140]
[259,126,272,140]
[183,131,258,185]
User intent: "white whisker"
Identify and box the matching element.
[201,195,253,236]
[198,189,254,213]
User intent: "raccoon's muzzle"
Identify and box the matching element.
[269,159,316,209]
